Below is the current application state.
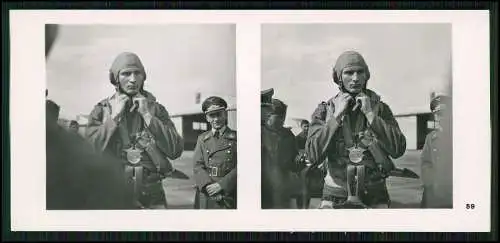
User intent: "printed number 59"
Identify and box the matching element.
[466,203,475,209]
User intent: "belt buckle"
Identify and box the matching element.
[209,166,218,177]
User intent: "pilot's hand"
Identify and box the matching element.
[206,183,222,196]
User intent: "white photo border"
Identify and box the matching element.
[9,10,491,232]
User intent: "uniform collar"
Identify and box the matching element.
[328,88,381,106]
[212,126,227,137]
[104,89,157,106]
[203,126,229,141]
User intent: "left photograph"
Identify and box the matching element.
[45,24,237,210]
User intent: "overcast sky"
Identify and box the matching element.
[47,24,451,123]
[261,23,452,126]
[47,24,236,120]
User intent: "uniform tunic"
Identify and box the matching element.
[420,128,453,208]
[261,125,299,209]
[193,127,237,209]
[295,131,307,150]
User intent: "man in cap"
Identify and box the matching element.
[193,96,237,209]
[261,88,301,209]
[295,120,310,150]
[69,120,79,134]
[85,52,184,209]
[420,93,453,208]
[306,50,406,209]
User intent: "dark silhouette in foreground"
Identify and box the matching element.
[46,121,135,209]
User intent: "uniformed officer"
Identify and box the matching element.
[306,51,407,209]
[193,96,237,209]
[420,93,453,208]
[261,88,300,209]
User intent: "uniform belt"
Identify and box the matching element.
[208,166,224,177]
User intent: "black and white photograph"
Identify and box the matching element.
[261,23,453,209]
[45,24,237,210]
[9,10,491,232]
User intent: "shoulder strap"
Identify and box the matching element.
[342,114,355,148]
[364,102,395,171]
[223,129,237,140]
[202,131,213,141]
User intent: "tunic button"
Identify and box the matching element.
[227,150,231,154]
[207,150,210,153]
[229,143,232,146]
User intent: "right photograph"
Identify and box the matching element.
[261,23,453,209]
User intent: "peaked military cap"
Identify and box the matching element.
[261,88,274,107]
[430,95,451,113]
[202,96,228,114]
